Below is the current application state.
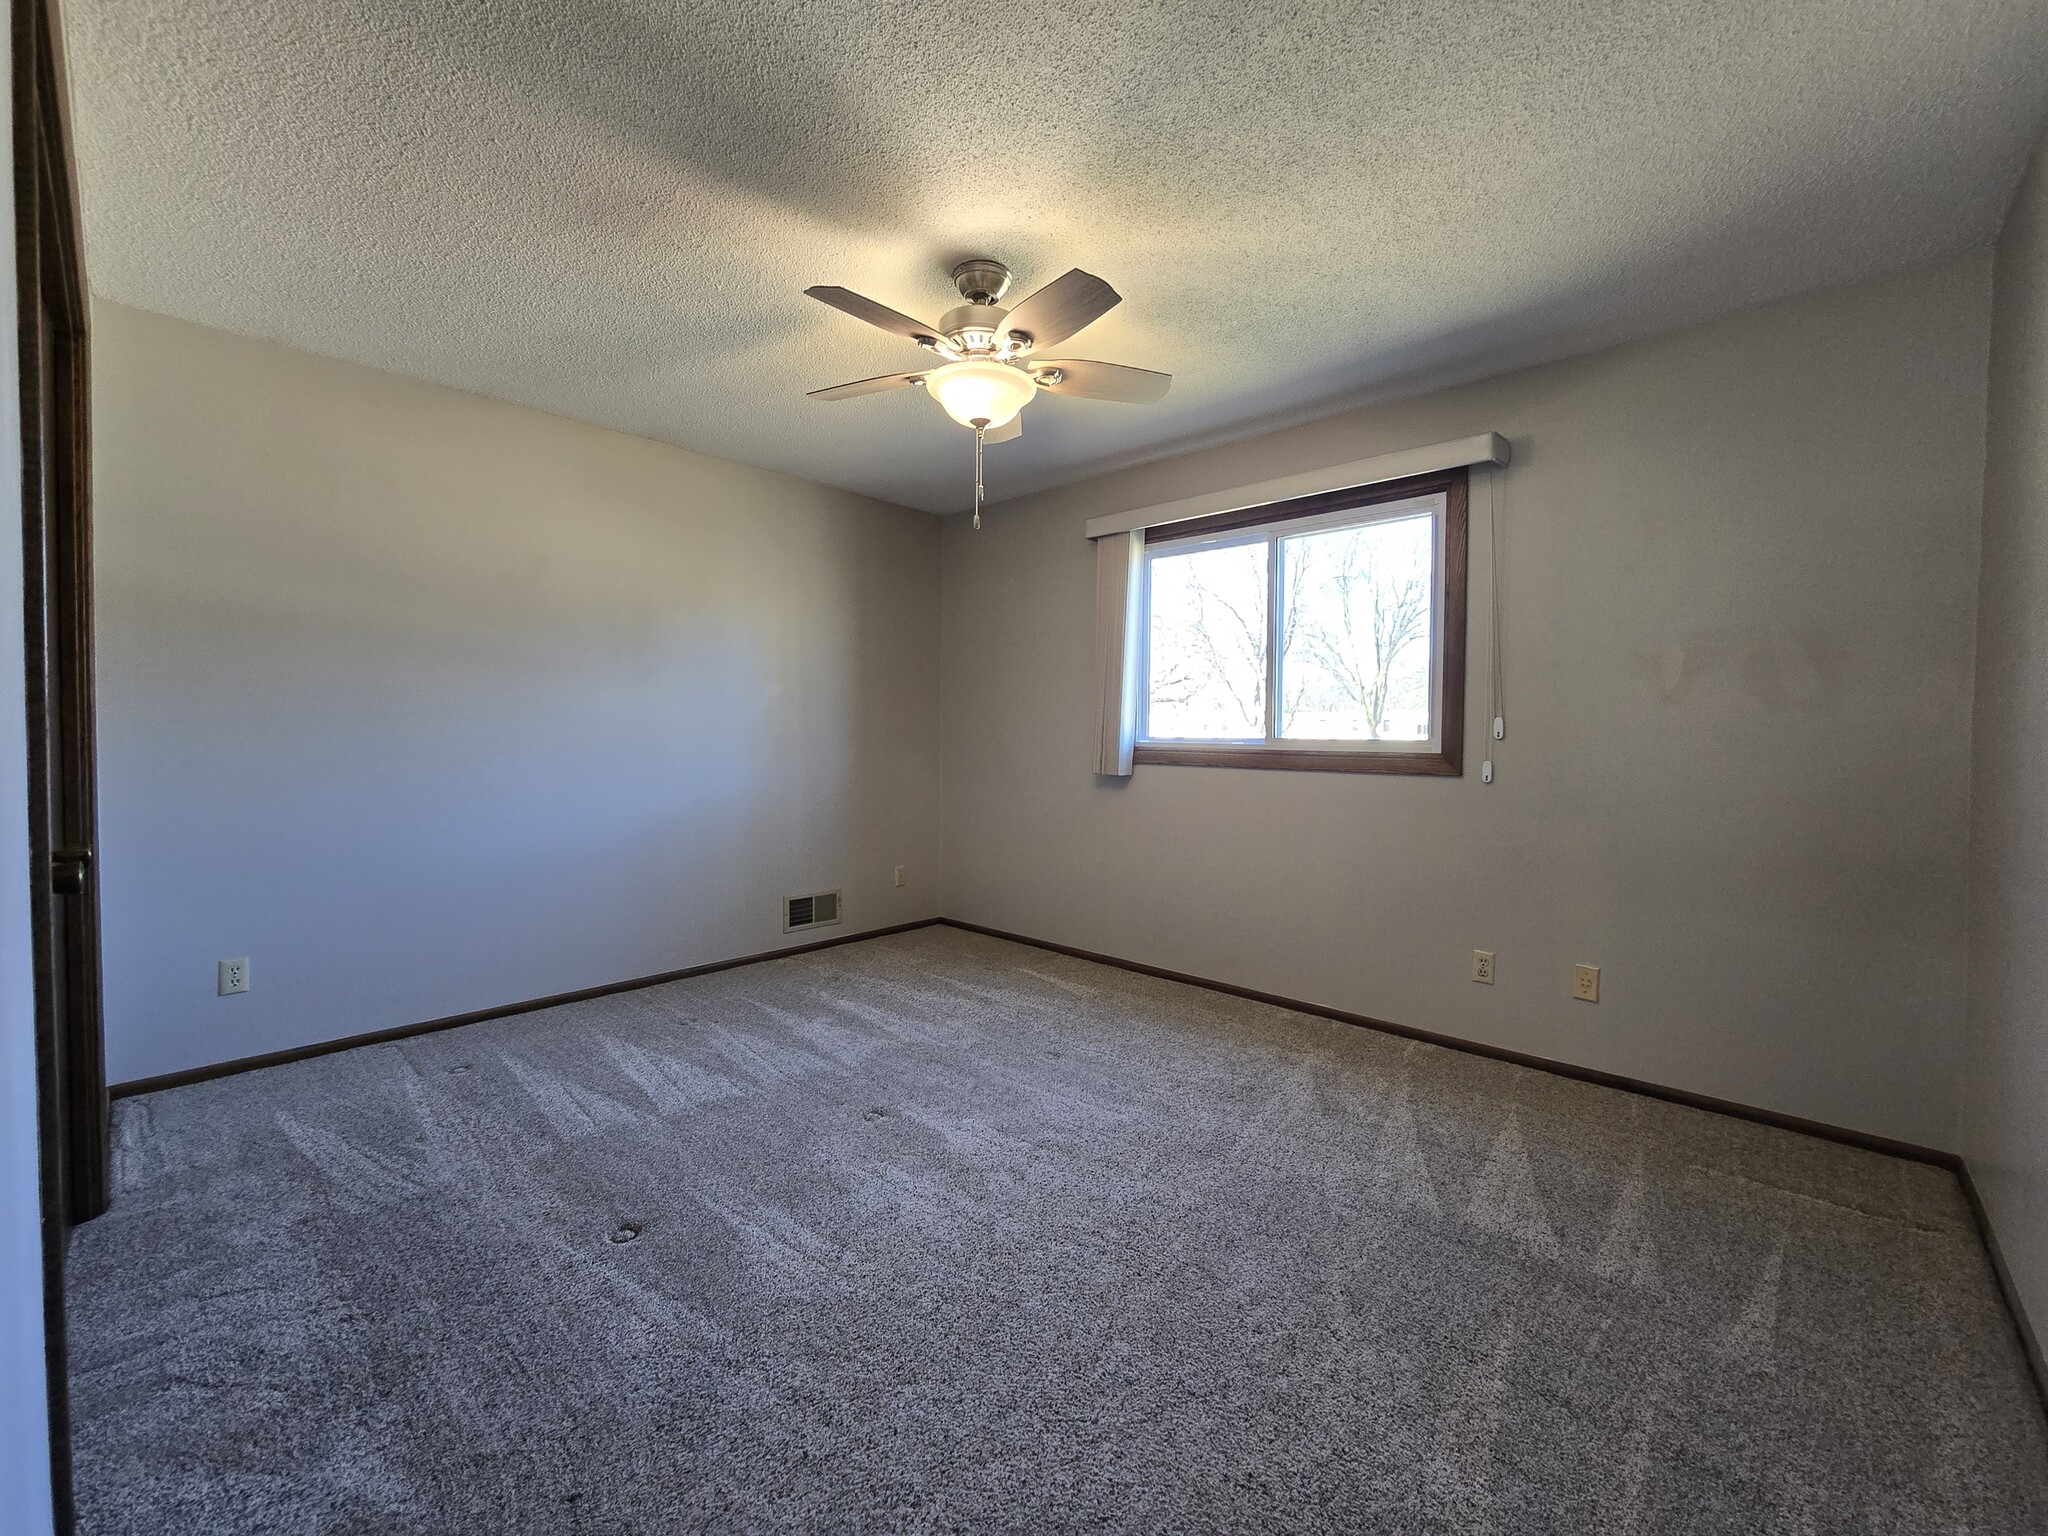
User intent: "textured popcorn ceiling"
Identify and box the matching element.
[64,0,2048,512]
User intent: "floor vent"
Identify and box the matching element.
[784,890,842,933]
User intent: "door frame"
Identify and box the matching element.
[17,0,100,1224]
[18,0,97,1525]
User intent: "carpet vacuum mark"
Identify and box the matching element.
[67,927,2048,1533]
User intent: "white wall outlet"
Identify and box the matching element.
[218,958,250,996]
[1472,950,1495,984]
[893,864,907,888]
[1573,964,1600,1003]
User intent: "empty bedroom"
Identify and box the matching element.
[6,0,2048,1531]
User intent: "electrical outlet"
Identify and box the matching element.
[893,864,907,888]
[1573,964,1600,1003]
[1472,950,1495,984]
[218,958,250,996]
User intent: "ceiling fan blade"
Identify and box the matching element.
[1000,270,1120,352]
[1032,359,1171,403]
[805,286,946,348]
[981,414,1023,444]
[807,371,925,401]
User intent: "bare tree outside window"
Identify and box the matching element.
[1133,470,1466,775]
[1146,541,1267,738]
[1278,514,1434,741]
[1144,516,1433,744]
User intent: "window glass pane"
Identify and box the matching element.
[1278,513,1434,741]
[1146,540,1269,739]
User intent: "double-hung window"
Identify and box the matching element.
[1134,467,1468,774]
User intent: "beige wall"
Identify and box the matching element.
[94,302,942,1084]
[95,249,2004,1153]
[941,254,1991,1151]
[1965,137,2048,1337]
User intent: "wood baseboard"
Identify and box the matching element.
[108,917,944,1097]
[1954,1159,2048,1413]
[936,916,2048,1415]
[106,909,2046,1418]
[938,919,1952,1163]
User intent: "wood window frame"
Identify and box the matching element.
[1132,466,1467,776]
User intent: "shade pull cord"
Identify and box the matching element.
[1483,464,1506,784]
[1490,463,1505,732]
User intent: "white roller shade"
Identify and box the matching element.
[1092,530,1144,776]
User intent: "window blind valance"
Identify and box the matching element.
[1082,433,1509,542]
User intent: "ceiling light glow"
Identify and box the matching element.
[925,359,1035,429]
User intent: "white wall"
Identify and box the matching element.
[942,254,1990,1152]
[94,303,942,1084]
[1,6,56,1521]
[1964,136,2048,1339]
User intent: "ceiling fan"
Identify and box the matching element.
[805,259,1171,525]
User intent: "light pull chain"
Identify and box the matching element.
[972,424,985,530]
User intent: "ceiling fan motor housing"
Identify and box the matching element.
[950,258,1011,305]
[938,303,1010,352]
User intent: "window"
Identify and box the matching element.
[1135,468,1467,774]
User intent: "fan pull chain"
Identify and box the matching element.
[972,425,985,530]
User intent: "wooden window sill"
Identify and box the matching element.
[1132,744,1462,776]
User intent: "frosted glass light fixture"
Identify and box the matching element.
[924,359,1036,429]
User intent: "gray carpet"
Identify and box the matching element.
[67,926,2048,1534]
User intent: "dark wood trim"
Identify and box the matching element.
[1137,467,1467,777]
[21,2,101,1223]
[110,919,946,1097]
[1954,1159,2048,1416]
[935,919,2048,1412]
[1144,466,1469,545]
[1439,470,1469,776]
[1132,743,1459,775]
[946,916,2048,1410]
[936,919,1953,1164]
[98,908,2048,1420]
[17,0,88,1524]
